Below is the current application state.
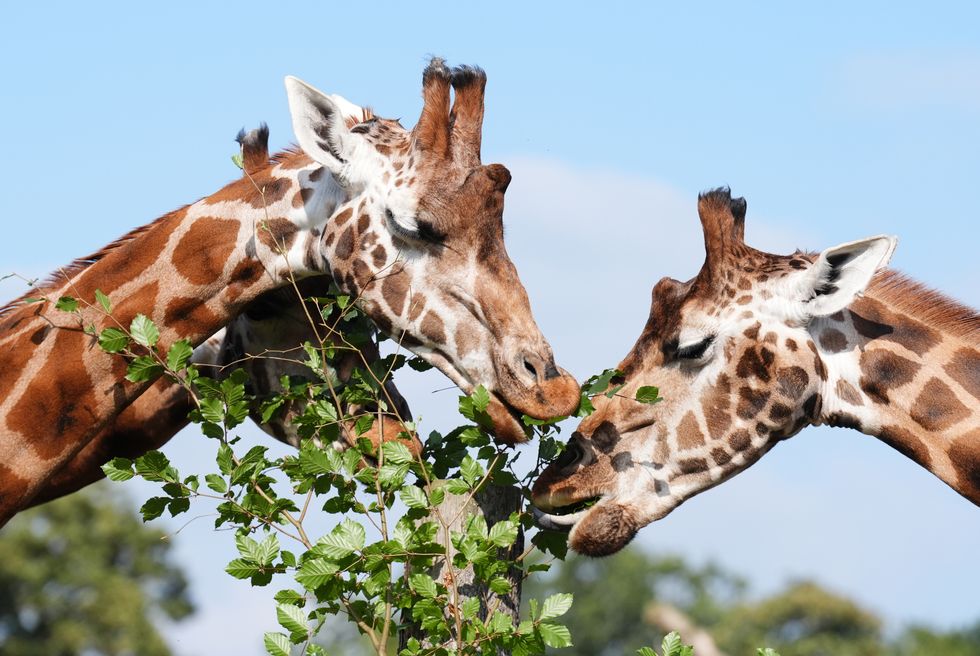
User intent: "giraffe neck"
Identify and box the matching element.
[0,150,351,519]
[811,271,980,503]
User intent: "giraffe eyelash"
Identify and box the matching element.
[676,336,714,361]
[385,208,446,245]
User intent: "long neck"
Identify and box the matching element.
[812,271,980,504]
[0,151,347,519]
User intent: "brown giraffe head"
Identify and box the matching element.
[532,188,897,556]
[288,60,580,443]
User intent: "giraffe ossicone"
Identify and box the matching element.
[532,187,979,557]
[0,60,579,522]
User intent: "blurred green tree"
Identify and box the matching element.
[713,581,882,656]
[891,621,980,656]
[0,483,193,656]
[523,548,745,656]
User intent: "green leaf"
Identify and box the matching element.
[139,497,168,521]
[407,356,433,372]
[54,296,79,313]
[540,592,573,620]
[166,339,194,371]
[226,558,261,580]
[445,478,471,495]
[295,559,338,590]
[205,473,227,493]
[531,529,568,560]
[462,597,481,620]
[257,534,280,566]
[757,650,781,656]
[216,443,234,474]
[489,577,511,595]
[231,152,245,170]
[584,368,622,396]
[93,288,111,313]
[538,622,572,648]
[101,457,134,481]
[98,328,129,353]
[471,384,490,412]
[274,589,304,606]
[130,313,159,347]
[460,455,483,486]
[399,486,428,510]
[636,649,658,656]
[316,521,363,560]
[263,632,291,656]
[662,631,682,656]
[277,602,308,639]
[635,385,663,404]
[488,519,519,547]
[168,497,190,516]
[125,356,163,383]
[381,440,414,465]
[410,573,438,599]
[134,451,176,482]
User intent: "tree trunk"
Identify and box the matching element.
[399,483,524,654]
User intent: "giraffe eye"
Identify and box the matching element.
[676,336,714,361]
[385,208,446,245]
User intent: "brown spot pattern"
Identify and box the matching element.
[776,366,809,400]
[702,374,732,439]
[729,429,751,451]
[945,348,980,399]
[910,377,970,432]
[677,411,705,450]
[164,296,222,337]
[7,329,101,460]
[381,274,408,316]
[819,328,848,353]
[420,311,446,344]
[736,387,770,419]
[835,379,864,406]
[335,227,355,260]
[736,347,773,382]
[878,425,933,469]
[173,217,239,286]
[948,429,980,503]
[852,298,942,356]
[258,218,298,253]
[858,349,918,404]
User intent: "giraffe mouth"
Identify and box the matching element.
[532,497,602,532]
[485,392,532,445]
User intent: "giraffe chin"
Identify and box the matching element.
[486,395,532,445]
[533,498,640,558]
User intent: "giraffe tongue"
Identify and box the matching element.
[486,395,532,445]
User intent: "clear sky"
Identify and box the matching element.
[2,2,978,654]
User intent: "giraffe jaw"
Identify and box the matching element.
[531,499,599,532]
[485,393,532,445]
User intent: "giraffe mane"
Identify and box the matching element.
[0,209,186,323]
[869,268,980,342]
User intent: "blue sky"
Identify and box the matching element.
[2,2,978,653]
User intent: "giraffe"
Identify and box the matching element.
[532,187,979,557]
[0,60,580,523]
[28,126,420,507]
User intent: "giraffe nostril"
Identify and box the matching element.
[523,358,538,378]
[554,439,585,469]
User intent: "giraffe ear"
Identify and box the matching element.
[797,235,897,318]
[285,76,363,174]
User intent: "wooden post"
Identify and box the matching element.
[399,483,524,654]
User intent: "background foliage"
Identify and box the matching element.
[0,484,193,656]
